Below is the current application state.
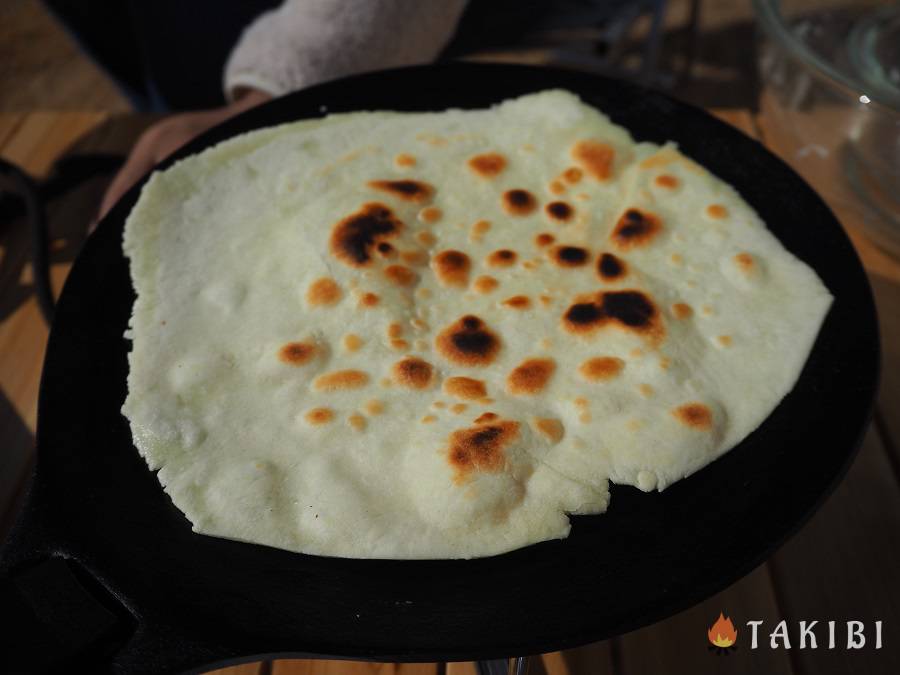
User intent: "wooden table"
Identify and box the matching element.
[1,108,897,675]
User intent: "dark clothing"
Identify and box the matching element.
[44,0,280,111]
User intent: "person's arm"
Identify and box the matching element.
[96,88,271,222]
[96,0,468,223]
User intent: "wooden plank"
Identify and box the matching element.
[272,660,438,674]
[447,648,613,675]
[709,108,761,138]
[0,111,107,177]
[0,0,129,113]
[0,113,25,149]
[768,428,900,673]
[204,662,265,675]
[542,642,612,674]
[0,300,45,430]
[447,657,540,675]
[444,644,613,672]
[841,224,900,286]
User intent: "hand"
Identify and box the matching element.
[93,89,272,226]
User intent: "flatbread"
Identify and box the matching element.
[122,90,832,559]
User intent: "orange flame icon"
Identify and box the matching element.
[708,612,738,648]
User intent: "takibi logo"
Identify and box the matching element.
[708,612,738,654]
[707,613,884,653]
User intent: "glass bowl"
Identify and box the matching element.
[753,0,900,258]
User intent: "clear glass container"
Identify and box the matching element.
[753,0,900,258]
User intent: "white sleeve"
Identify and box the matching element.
[224,0,469,100]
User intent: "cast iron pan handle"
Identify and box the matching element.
[0,557,537,674]
[0,558,128,673]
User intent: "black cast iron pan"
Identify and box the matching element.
[0,63,880,674]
